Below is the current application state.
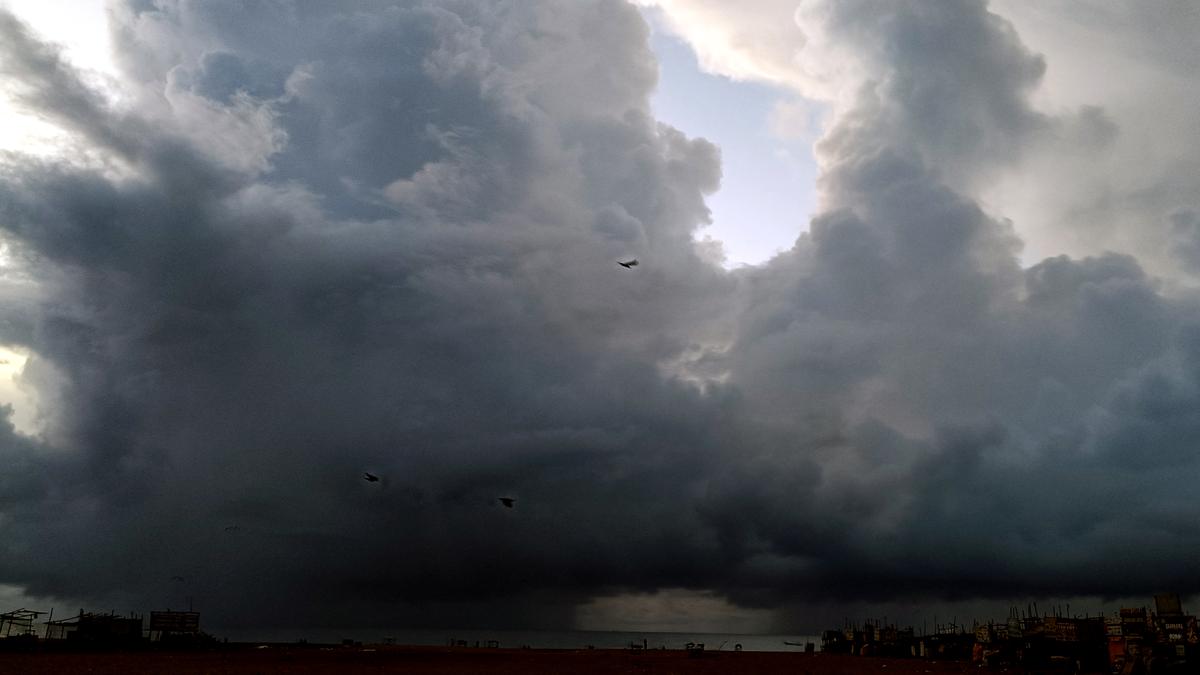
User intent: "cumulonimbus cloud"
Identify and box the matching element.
[1,0,1198,631]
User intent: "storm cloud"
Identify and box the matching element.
[1,0,1199,632]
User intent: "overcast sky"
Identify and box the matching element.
[2,0,1200,636]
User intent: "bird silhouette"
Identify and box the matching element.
[617,259,638,268]
[223,525,240,532]
[498,497,515,508]
[363,472,380,482]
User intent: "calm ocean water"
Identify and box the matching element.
[216,627,823,653]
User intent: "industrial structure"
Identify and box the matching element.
[0,608,43,639]
[0,607,203,649]
[43,610,144,646]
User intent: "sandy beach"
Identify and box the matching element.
[0,645,1020,675]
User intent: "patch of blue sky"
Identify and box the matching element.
[645,17,820,268]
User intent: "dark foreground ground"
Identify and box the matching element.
[0,645,1088,674]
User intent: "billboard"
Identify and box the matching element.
[149,611,200,633]
[1155,594,1183,616]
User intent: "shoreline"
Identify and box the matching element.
[0,644,1062,674]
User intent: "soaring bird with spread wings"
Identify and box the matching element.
[363,472,380,482]
[617,259,638,268]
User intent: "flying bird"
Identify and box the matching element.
[617,259,638,268]
[363,472,380,482]
[498,497,515,508]
[223,525,240,532]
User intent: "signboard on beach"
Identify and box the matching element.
[149,611,200,633]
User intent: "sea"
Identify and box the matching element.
[214,627,823,653]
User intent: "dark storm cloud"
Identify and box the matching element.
[0,0,731,628]
[703,0,1200,609]
[1,0,1200,632]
